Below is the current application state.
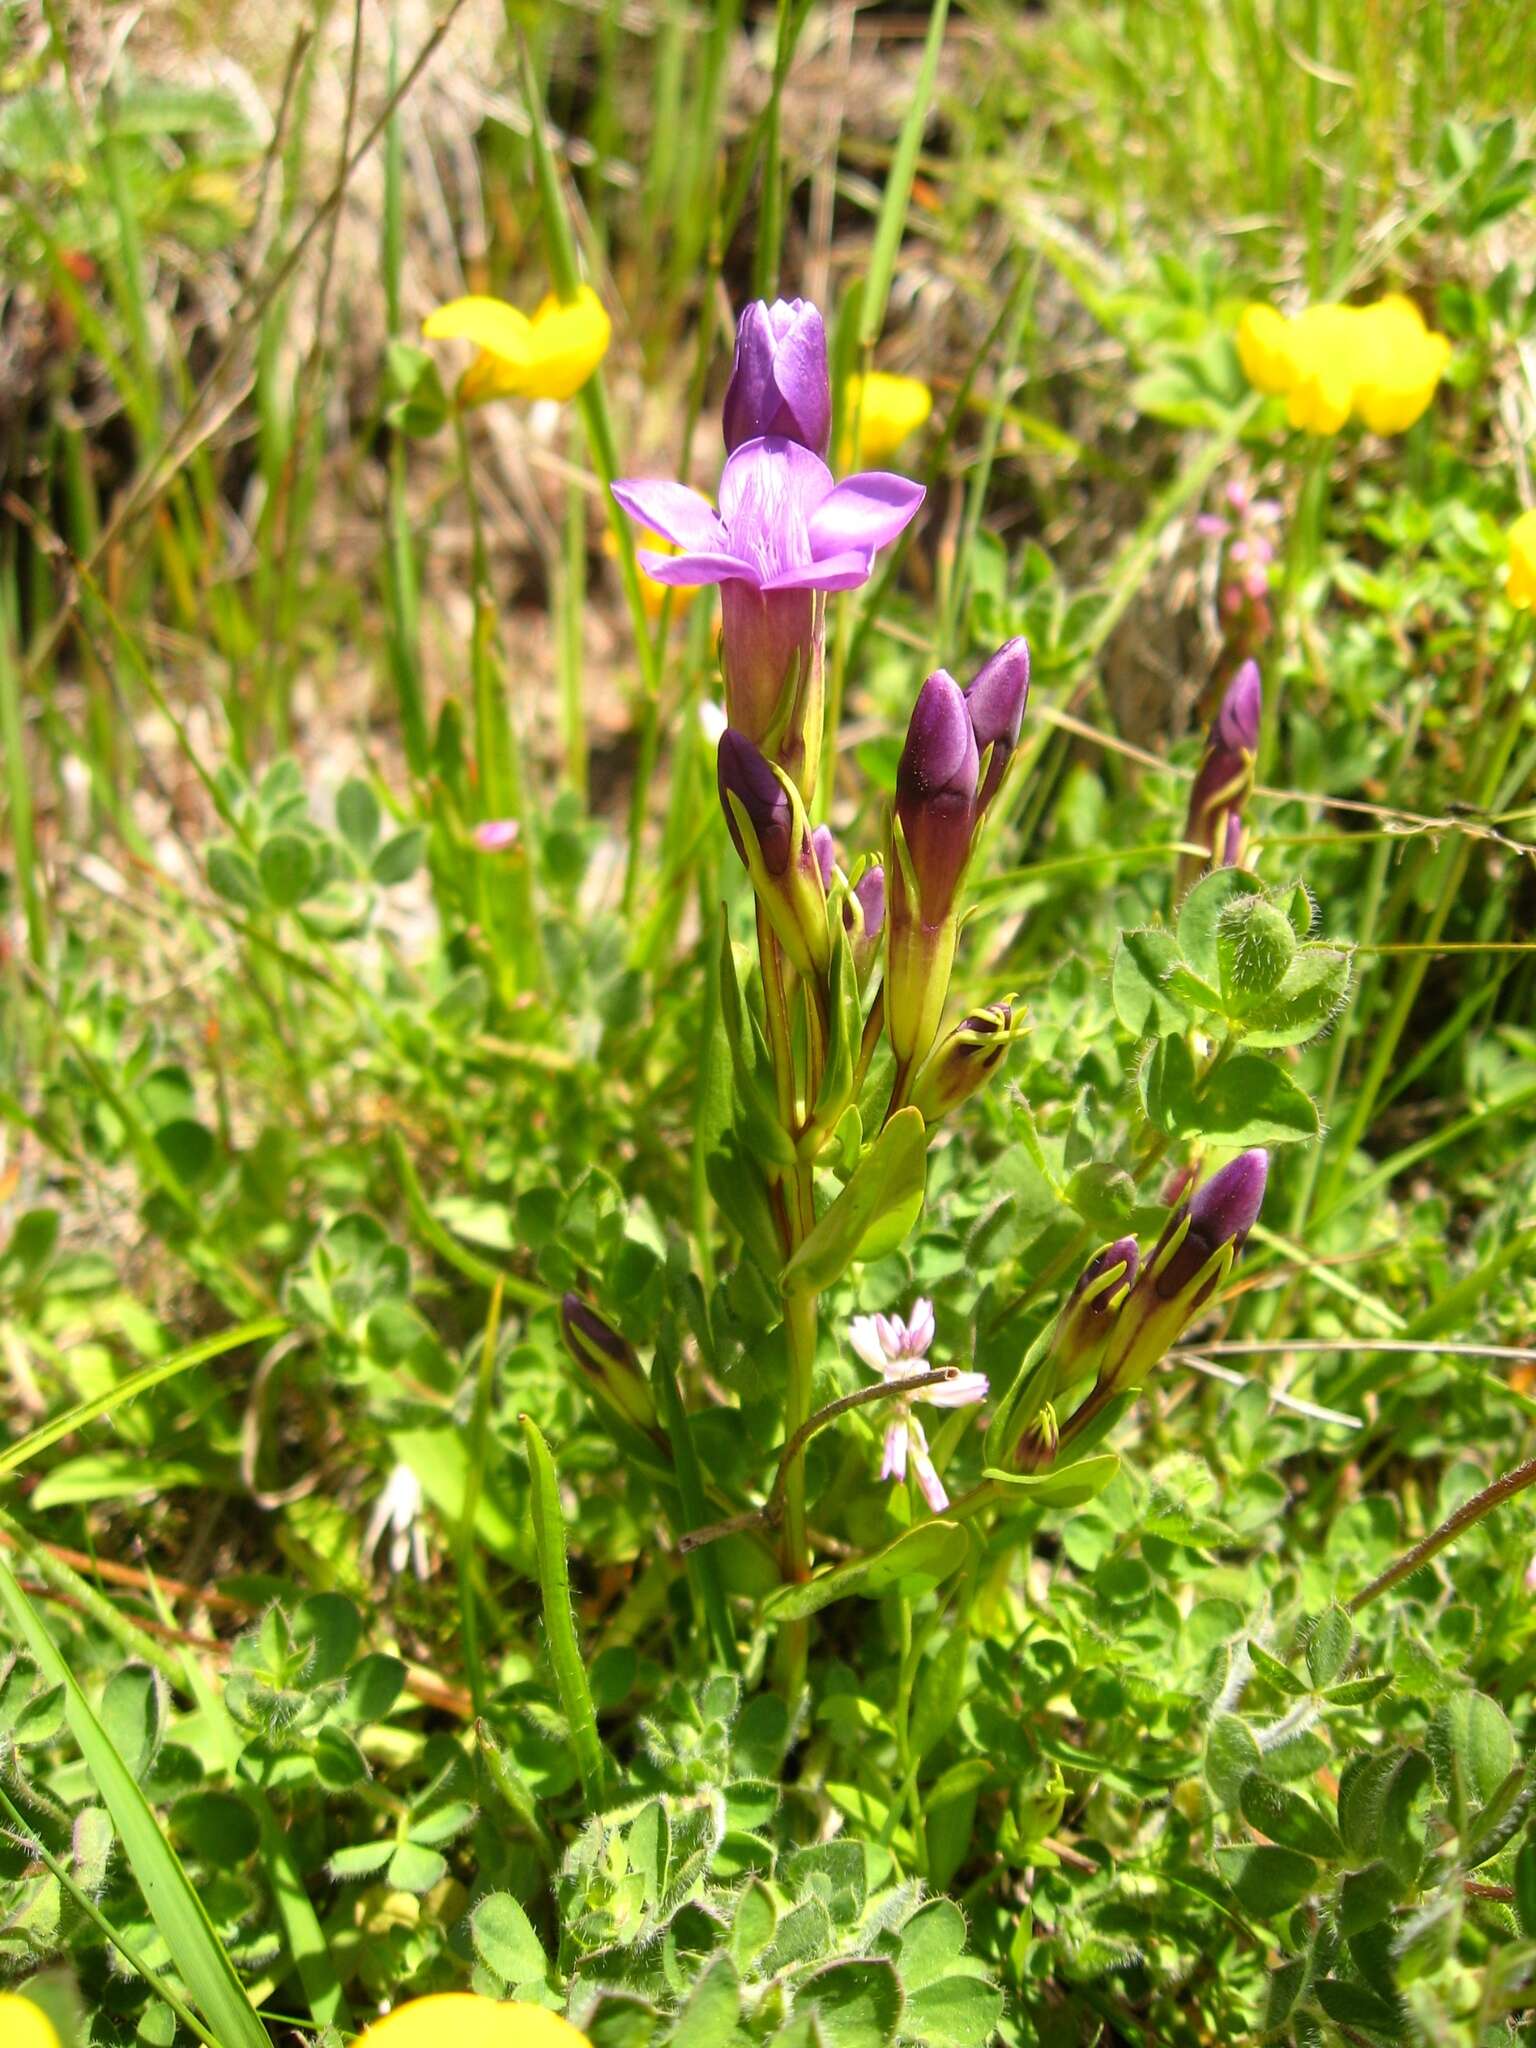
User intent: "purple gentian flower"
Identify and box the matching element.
[723,299,830,456]
[848,1298,988,1513]
[1180,658,1262,892]
[612,437,924,787]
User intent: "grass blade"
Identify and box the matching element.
[0,1561,272,2048]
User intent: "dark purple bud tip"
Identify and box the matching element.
[1214,659,1262,755]
[560,1292,633,1371]
[849,862,885,940]
[1188,1148,1268,1253]
[812,824,837,891]
[1072,1236,1141,1306]
[897,671,980,913]
[723,298,831,457]
[718,727,792,876]
[965,636,1031,810]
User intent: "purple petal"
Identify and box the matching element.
[637,547,754,587]
[906,1299,936,1355]
[717,436,834,526]
[848,1315,891,1374]
[611,478,724,555]
[909,1425,949,1513]
[760,548,875,592]
[926,1370,989,1409]
[808,472,925,559]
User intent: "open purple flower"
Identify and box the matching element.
[613,437,923,791]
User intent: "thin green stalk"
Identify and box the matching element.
[559,424,589,803]
[521,1415,609,1809]
[858,0,951,350]
[652,1337,738,1671]
[382,12,429,778]
[458,1282,505,1719]
[0,572,45,964]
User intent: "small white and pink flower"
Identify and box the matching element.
[847,1298,988,1514]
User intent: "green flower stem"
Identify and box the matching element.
[521,1414,608,1810]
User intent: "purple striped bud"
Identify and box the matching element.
[965,636,1031,814]
[560,1293,658,1434]
[717,728,831,979]
[718,727,791,875]
[1095,1149,1268,1399]
[1180,660,1262,895]
[1013,1236,1140,1470]
[909,1000,1019,1121]
[723,299,831,457]
[897,671,980,922]
[887,672,979,1069]
[846,860,885,986]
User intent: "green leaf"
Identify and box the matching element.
[1212,1843,1318,1916]
[669,1954,740,2048]
[1205,1714,1262,1811]
[911,1628,970,1763]
[371,826,425,885]
[760,1520,968,1624]
[206,840,262,908]
[794,1956,902,2048]
[980,1453,1120,1508]
[1338,1858,1402,1936]
[387,1841,447,1892]
[730,1877,778,1970]
[1305,1606,1353,1689]
[258,830,318,908]
[1112,927,1188,1037]
[1239,1772,1344,1859]
[0,1561,271,2048]
[1428,1692,1516,1838]
[154,1118,216,1187]
[1197,1052,1320,1145]
[521,1416,609,1808]
[1247,1641,1308,1698]
[1465,1763,1530,1869]
[471,1892,548,1988]
[99,1665,164,1782]
[1139,1032,1198,1135]
[781,1107,927,1294]
[335,777,380,855]
[1239,947,1352,1048]
[718,915,796,1172]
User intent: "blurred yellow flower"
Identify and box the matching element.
[602,524,704,619]
[1235,303,1293,396]
[423,287,611,405]
[844,372,932,465]
[1235,293,1450,438]
[1507,508,1536,609]
[1351,295,1452,435]
[355,1994,591,2047]
[0,1994,62,2048]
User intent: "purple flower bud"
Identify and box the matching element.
[1148,1148,1268,1302]
[965,636,1031,813]
[897,671,980,923]
[1071,1236,1142,1308]
[1180,659,1262,893]
[560,1292,658,1434]
[850,863,885,941]
[723,299,831,457]
[718,727,792,876]
[1215,660,1262,754]
[812,824,837,891]
[909,1000,1017,1121]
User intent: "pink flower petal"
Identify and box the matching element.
[637,546,754,586]
[906,1299,936,1356]
[881,1419,909,1482]
[925,1369,990,1409]
[807,472,925,559]
[759,547,875,592]
[848,1315,893,1374]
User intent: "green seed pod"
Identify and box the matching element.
[1217,893,1297,1009]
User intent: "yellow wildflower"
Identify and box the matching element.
[0,1994,62,2048]
[1351,295,1451,435]
[1282,305,1364,436]
[1236,292,1451,438]
[423,287,611,406]
[354,1994,591,2047]
[1507,509,1536,610]
[844,372,933,466]
[1234,303,1294,396]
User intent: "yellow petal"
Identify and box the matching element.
[1283,305,1366,435]
[848,372,933,465]
[1507,508,1536,609]
[1235,303,1295,396]
[518,285,613,401]
[422,296,535,365]
[355,1994,591,2048]
[1351,315,1450,435]
[0,1995,63,2048]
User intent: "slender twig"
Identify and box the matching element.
[1348,1455,1536,1614]
[1194,1339,1536,1365]
[678,1369,960,1552]
[1175,1353,1362,1429]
